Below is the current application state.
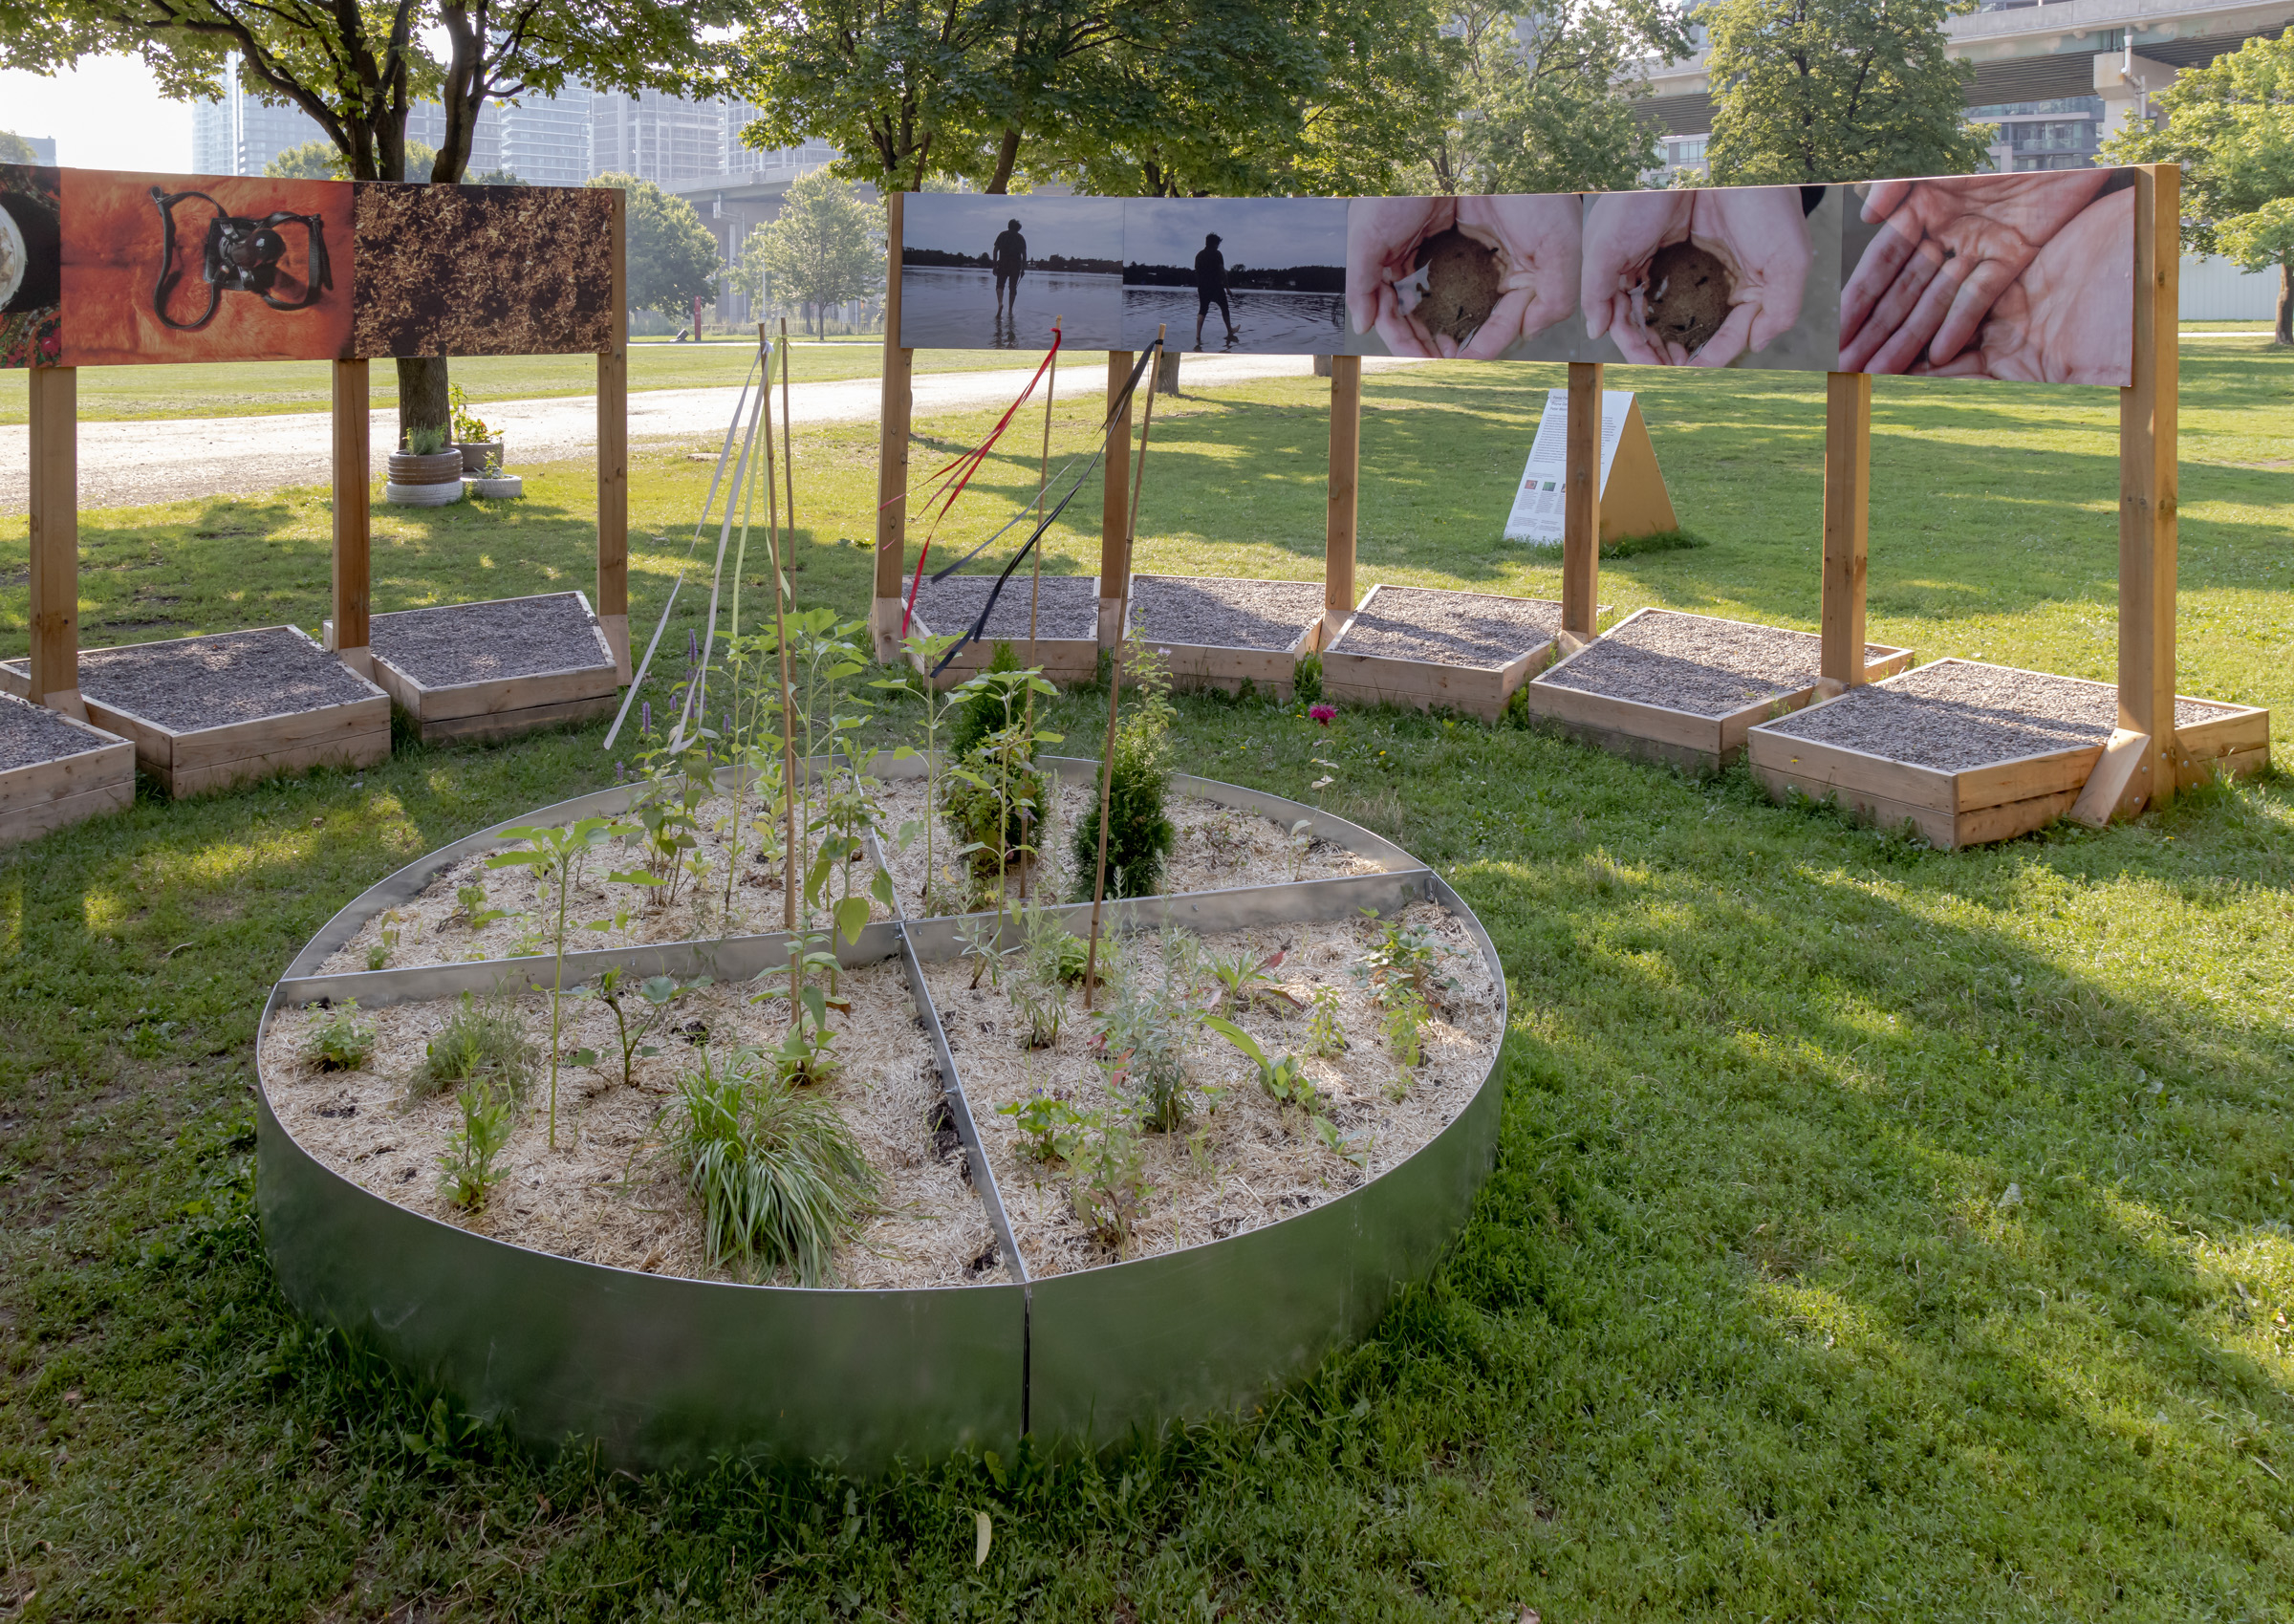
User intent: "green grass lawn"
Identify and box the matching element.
[0,343,1064,426]
[0,341,2288,1620]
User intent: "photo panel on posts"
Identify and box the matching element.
[1121,196,1348,357]
[900,192,1125,353]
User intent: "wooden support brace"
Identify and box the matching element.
[1822,370,1872,686]
[329,358,373,679]
[1325,354,1362,644]
[27,366,84,721]
[1100,350,1135,646]
[2117,162,2179,817]
[2068,728,2151,828]
[1562,361,1601,638]
[874,191,913,661]
[597,186,632,682]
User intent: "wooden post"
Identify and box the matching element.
[1821,370,1872,687]
[1325,354,1362,644]
[873,191,913,660]
[1562,360,1602,638]
[2117,162,2179,815]
[1100,350,1135,645]
[26,366,84,721]
[597,185,632,682]
[330,358,373,678]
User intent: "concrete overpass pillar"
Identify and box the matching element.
[2096,51,2179,146]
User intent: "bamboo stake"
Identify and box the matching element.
[1020,319,1061,906]
[1083,326,1165,1009]
[780,316,796,560]
[757,327,801,1008]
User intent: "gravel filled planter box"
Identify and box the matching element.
[1122,574,1328,698]
[1322,585,1564,722]
[907,574,1101,688]
[367,592,619,746]
[2,627,390,797]
[1747,658,2265,848]
[256,764,1502,1470]
[1526,608,1913,772]
[0,692,135,847]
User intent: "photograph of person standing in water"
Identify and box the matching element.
[1121,198,1348,355]
[899,193,1123,350]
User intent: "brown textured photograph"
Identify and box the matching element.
[352,184,615,358]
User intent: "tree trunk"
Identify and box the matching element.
[2279,262,2292,348]
[396,357,451,445]
[985,128,1023,194]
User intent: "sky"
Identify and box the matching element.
[904,194,1124,266]
[1121,198,1345,272]
[2,54,194,170]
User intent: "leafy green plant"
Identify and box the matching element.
[1292,650,1323,704]
[756,928,846,1086]
[438,1081,515,1211]
[669,1045,878,1285]
[300,1001,374,1072]
[1203,1014,1322,1112]
[1091,930,1207,1133]
[452,881,509,930]
[873,634,977,913]
[578,967,705,1089]
[365,909,404,971]
[1019,896,1091,985]
[1306,984,1348,1057]
[446,381,491,444]
[946,639,1023,761]
[1383,986,1427,1073]
[1074,637,1176,901]
[1067,1105,1149,1255]
[1010,975,1067,1050]
[1209,945,1300,1014]
[944,668,1060,906]
[954,912,1019,992]
[403,422,450,456]
[1354,913,1454,1007]
[486,816,636,1150]
[999,1092,1087,1164]
[416,992,534,1100]
[623,734,713,912]
[1311,1114,1371,1172]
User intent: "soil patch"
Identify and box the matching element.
[1129,575,1323,651]
[263,966,994,1289]
[0,692,119,771]
[372,593,612,688]
[1331,588,1561,668]
[1539,611,1891,718]
[1764,659,2240,771]
[28,627,376,732]
[912,573,1097,643]
[1644,242,1731,354]
[924,902,1500,1279]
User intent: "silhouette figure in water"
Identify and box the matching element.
[1194,232,1236,349]
[993,218,1028,321]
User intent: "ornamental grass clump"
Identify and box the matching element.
[1073,638,1175,900]
[670,1045,877,1285]
[415,992,534,1100]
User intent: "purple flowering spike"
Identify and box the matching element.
[641,700,653,735]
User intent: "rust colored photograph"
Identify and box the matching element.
[352,184,615,358]
[57,170,353,367]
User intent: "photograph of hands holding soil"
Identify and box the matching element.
[0,111,2287,1623]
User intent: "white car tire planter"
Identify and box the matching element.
[383,481,465,507]
[386,449,467,509]
[464,476,523,499]
[256,757,1507,1470]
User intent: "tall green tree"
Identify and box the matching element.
[1418,0,1690,196]
[745,169,882,336]
[2106,32,2294,345]
[0,0,725,435]
[733,0,1450,198]
[264,137,438,182]
[1702,0,1990,185]
[590,174,725,325]
[0,131,37,163]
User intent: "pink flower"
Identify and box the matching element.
[1309,704,1336,725]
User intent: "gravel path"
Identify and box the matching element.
[43,627,376,733]
[0,355,1424,514]
[913,573,1098,641]
[372,593,612,688]
[0,692,120,771]
[1539,610,1891,718]
[1128,575,1324,650]
[1331,587,1562,668]
[1764,659,2238,771]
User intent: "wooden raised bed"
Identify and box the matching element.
[2174,696,2272,789]
[0,693,136,847]
[1322,586,1563,723]
[1525,608,1913,772]
[366,592,620,746]
[1746,658,2267,849]
[1124,574,1327,698]
[3,627,391,798]
[907,574,1101,689]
